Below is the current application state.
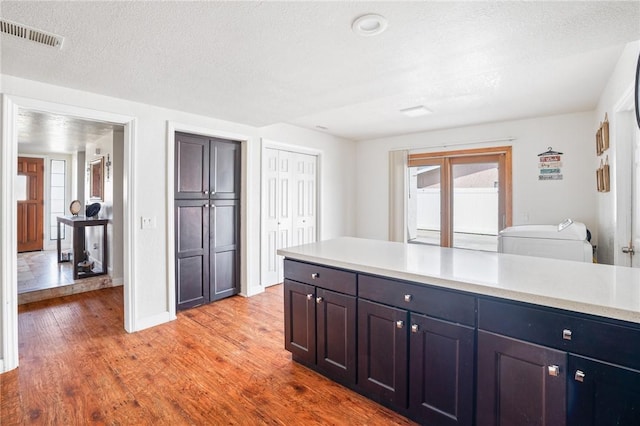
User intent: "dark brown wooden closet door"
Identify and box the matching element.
[175,133,209,199]
[209,199,239,301]
[209,138,240,199]
[175,200,210,309]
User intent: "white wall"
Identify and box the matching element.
[0,75,356,340]
[594,41,640,265]
[356,111,597,243]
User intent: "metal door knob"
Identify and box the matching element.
[404,294,413,302]
[575,370,585,382]
[548,365,560,377]
[316,297,323,304]
[306,294,313,300]
[311,273,319,279]
[396,320,404,329]
[203,190,209,195]
[562,329,572,340]
[411,324,419,333]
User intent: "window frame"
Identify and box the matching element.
[408,146,512,248]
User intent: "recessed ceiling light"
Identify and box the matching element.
[352,14,388,37]
[400,105,432,117]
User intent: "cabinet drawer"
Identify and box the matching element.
[479,299,640,370]
[359,274,476,326]
[284,260,356,296]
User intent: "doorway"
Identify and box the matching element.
[1,95,137,373]
[15,110,125,303]
[407,146,512,252]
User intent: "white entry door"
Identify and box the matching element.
[261,147,318,286]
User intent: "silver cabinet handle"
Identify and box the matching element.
[203,190,209,195]
[411,324,419,333]
[203,204,209,208]
[563,329,572,340]
[396,320,404,329]
[575,370,585,382]
[306,293,313,301]
[404,294,413,302]
[316,297,323,304]
[548,365,560,377]
[311,273,319,279]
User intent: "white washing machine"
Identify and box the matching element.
[498,220,593,262]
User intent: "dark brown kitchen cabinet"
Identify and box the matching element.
[283,260,357,384]
[175,132,240,310]
[477,330,567,426]
[282,257,640,425]
[409,313,474,426]
[358,274,476,424]
[568,354,640,426]
[357,299,408,408]
[316,287,356,382]
[284,279,315,365]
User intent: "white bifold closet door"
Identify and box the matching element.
[262,147,317,286]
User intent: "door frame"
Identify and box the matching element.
[166,122,252,320]
[260,138,322,287]
[613,84,638,266]
[1,94,137,372]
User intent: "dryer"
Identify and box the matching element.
[498,220,593,262]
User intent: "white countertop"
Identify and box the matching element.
[278,237,640,324]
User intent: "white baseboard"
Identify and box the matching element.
[134,311,174,332]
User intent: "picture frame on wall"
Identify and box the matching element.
[601,113,610,151]
[89,157,104,201]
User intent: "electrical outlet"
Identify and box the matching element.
[141,217,156,229]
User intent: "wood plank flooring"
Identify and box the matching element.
[1,285,416,425]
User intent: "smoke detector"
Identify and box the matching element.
[0,18,64,49]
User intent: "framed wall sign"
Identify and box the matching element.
[89,157,104,201]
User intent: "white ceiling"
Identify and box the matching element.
[2,1,640,142]
[16,110,122,154]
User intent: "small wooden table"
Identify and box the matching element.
[57,215,109,280]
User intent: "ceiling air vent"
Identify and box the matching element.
[0,18,63,49]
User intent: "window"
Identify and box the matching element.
[50,159,66,240]
[15,175,28,201]
[408,146,512,252]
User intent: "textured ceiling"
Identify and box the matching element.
[2,1,640,142]
[16,110,122,154]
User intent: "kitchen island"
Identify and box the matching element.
[278,237,640,426]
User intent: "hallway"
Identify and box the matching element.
[17,250,114,304]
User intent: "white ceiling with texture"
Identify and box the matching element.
[16,110,123,154]
[1,1,640,141]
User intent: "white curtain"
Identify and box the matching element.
[388,150,408,242]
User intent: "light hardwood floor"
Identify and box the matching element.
[1,285,416,425]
